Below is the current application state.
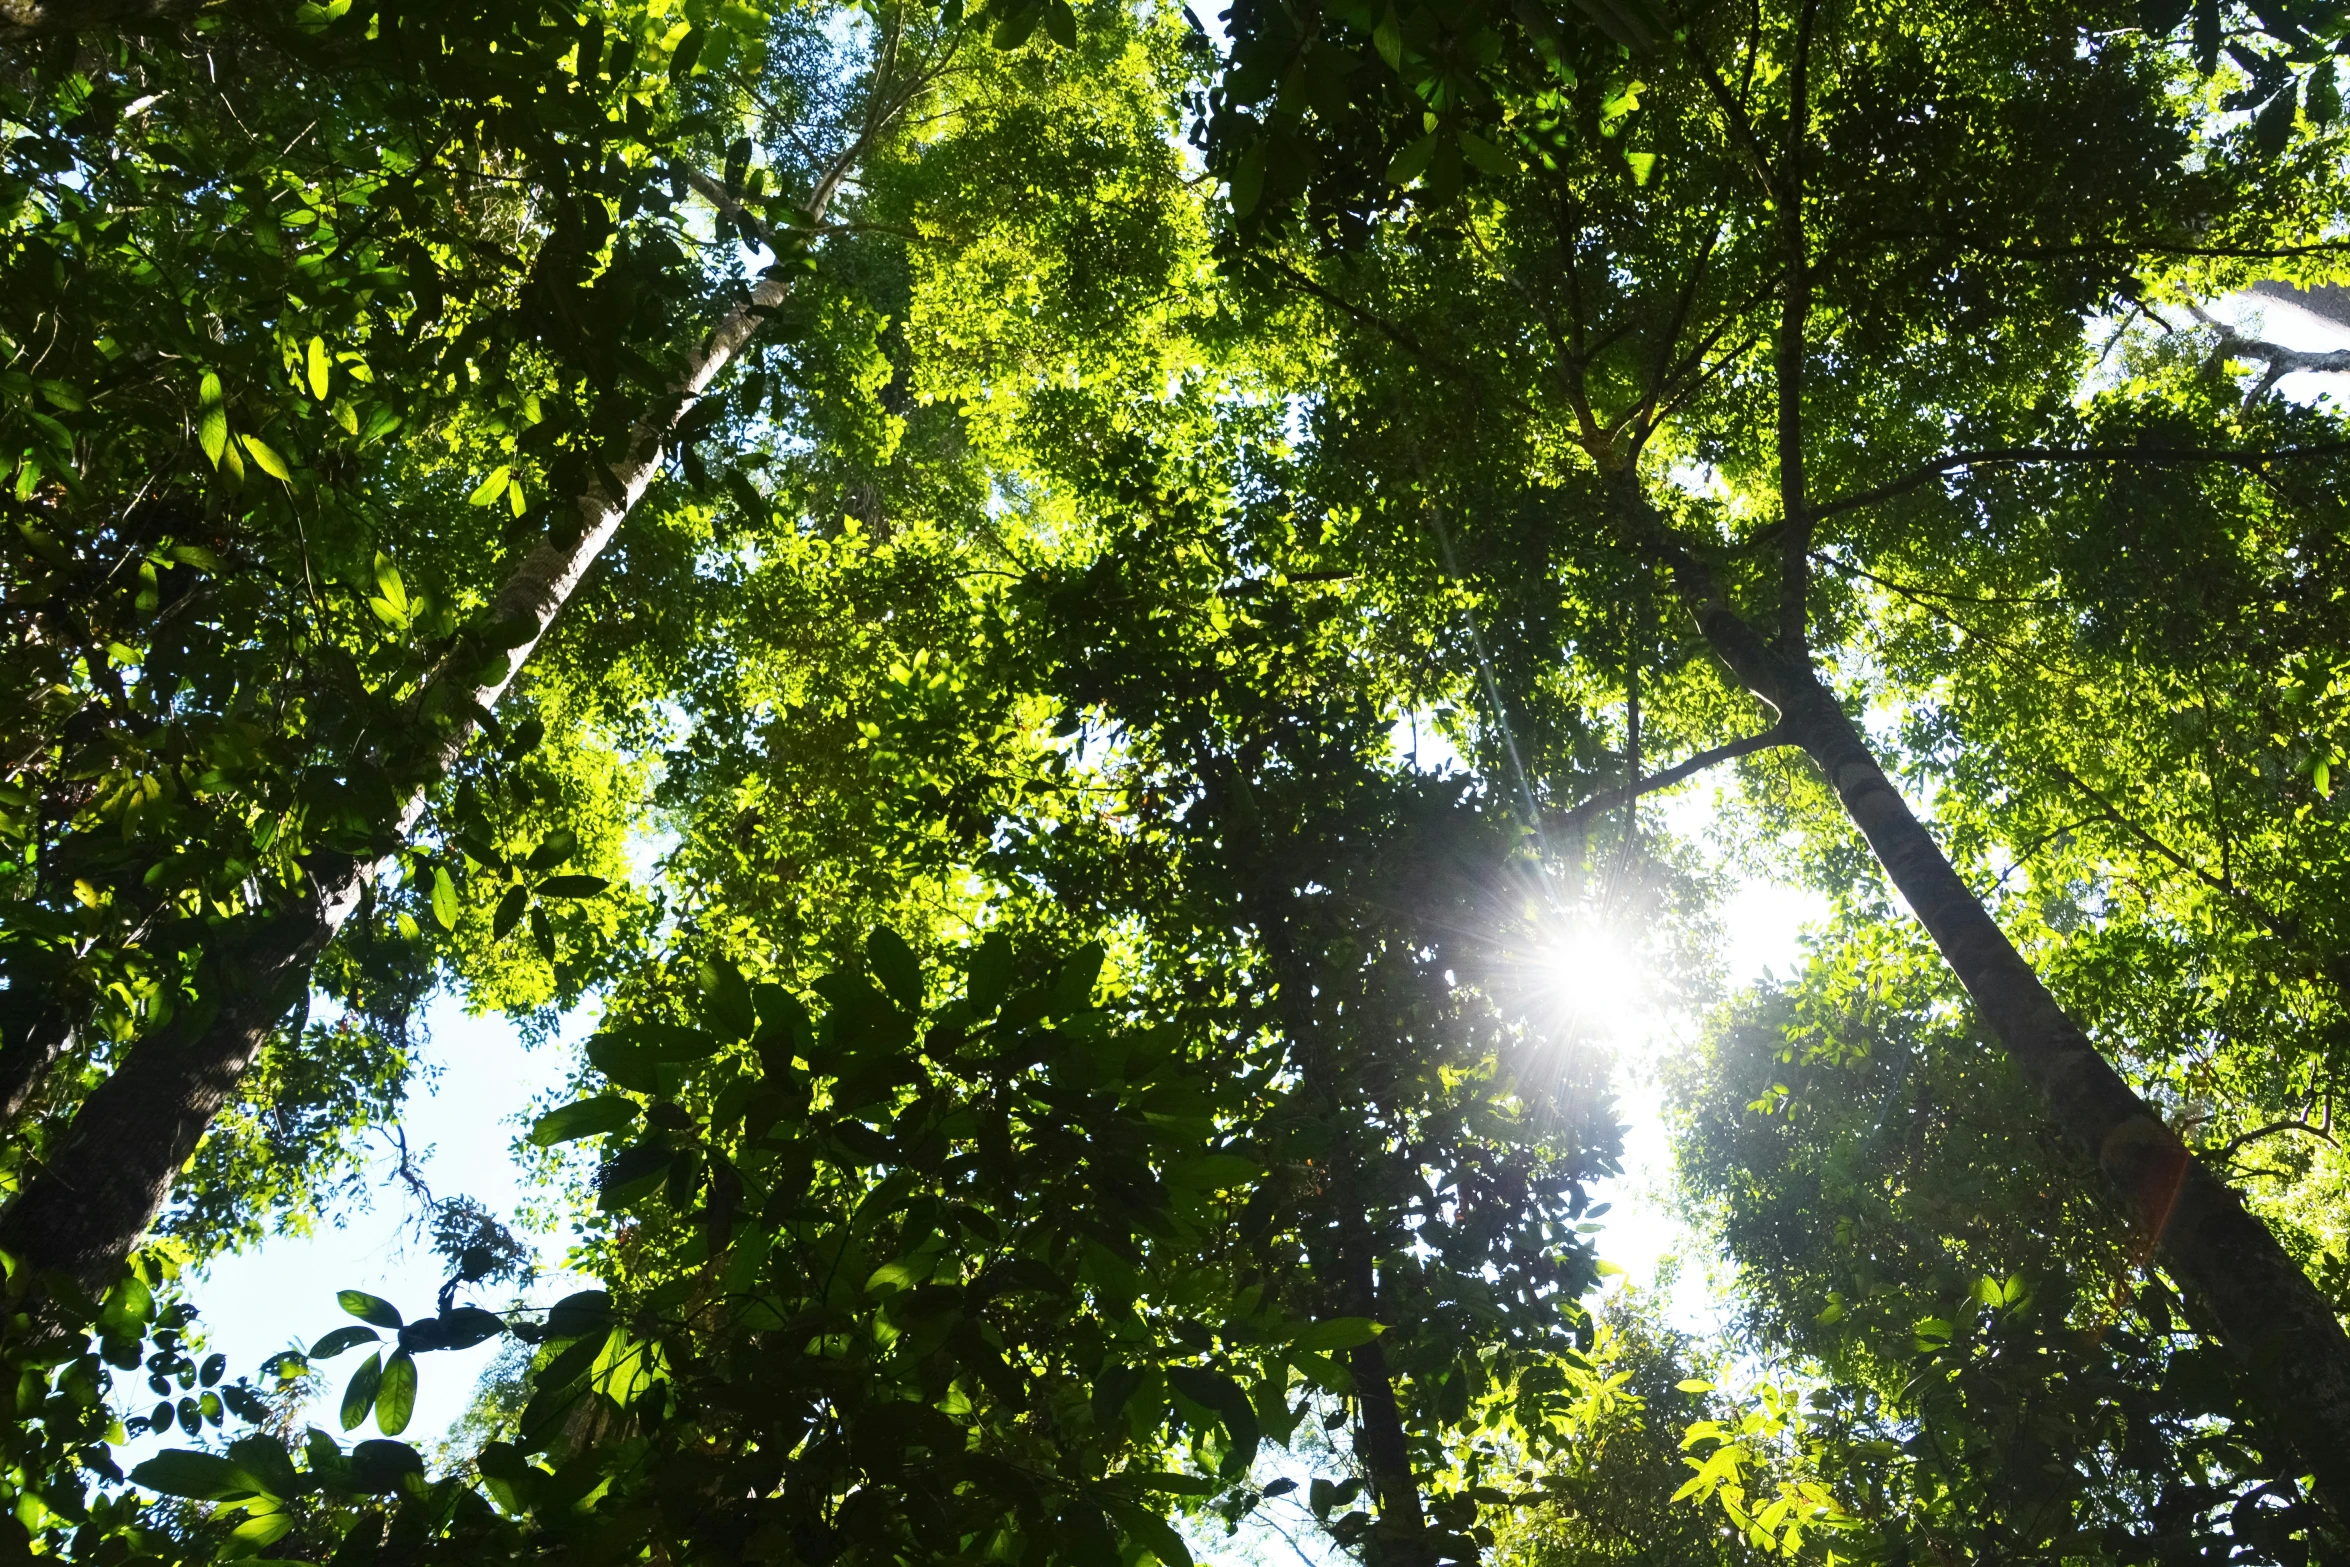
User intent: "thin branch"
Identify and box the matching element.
[2044,760,2297,943]
[1546,725,1792,838]
[1812,442,2350,520]
[2213,1117,2339,1161]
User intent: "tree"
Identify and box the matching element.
[1670,926,2342,1562]
[1187,0,2350,1500]
[0,0,1142,1288]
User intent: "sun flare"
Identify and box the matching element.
[1541,927,1649,1041]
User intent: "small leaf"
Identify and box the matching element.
[430,866,459,931]
[374,1351,417,1436]
[494,883,529,940]
[198,372,227,467]
[531,1095,641,1146]
[373,552,408,615]
[468,466,514,507]
[527,828,579,871]
[537,874,611,898]
[310,1326,380,1359]
[339,1352,383,1431]
[1387,133,1440,187]
[240,434,292,481]
[307,336,331,400]
[1041,0,1075,46]
[338,1290,404,1329]
[1290,1317,1387,1351]
[868,926,923,1011]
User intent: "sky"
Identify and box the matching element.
[167,1002,591,1451]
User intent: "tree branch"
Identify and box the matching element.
[1545,725,1792,839]
[1812,442,2350,520]
[2191,308,2350,408]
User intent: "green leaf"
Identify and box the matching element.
[588,1023,726,1092]
[468,466,514,507]
[1051,941,1104,1016]
[530,1095,641,1146]
[310,1325,381,1358]
[494,883,529,940]
[668,24,705,80]
[993,0,1042,48]
[307,336,331,400]
[101,1272,155,1333]
[131,1449,250,1500]
[430,866,459,931]
[1387,133,1440,187]
[339,1351,383,1431]
[1091,1362,1142,1427]
[373,551,408,615]
[1371,4,1401,67]
[1290,1317,1386,1351]
[375,1351,417,1435]
[868,926,923,1011]
[2254,84,2298,156]
[239,434,292,481]
[198,372,227,467]
[546,1290,616,1341]
[967,931,1014,1014]
[1105,1498,1194,1567]
[225,1435,298,1501]
[526,828,578,871]
[338,1289,403,1329]
[538,874,611,898]
[1041,0,1076,47]
[231,1511,294,1552]
[1170,1152,1261,1190]
[703,961,756,1039]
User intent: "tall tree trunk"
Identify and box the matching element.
[0,1004,73,1128]
[1343,1249,1429,1567]
[1620,478,2350,1507]
[0,241,816,1292]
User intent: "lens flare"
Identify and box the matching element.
[1542,927,1647,1040]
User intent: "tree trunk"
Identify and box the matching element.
[1639,486,2350,1506]
[0,1004,74,1129]
[0,902,333,1285]
[1344,1262,1429,1567]
[0,0,218,39]
[0,251,813,1292]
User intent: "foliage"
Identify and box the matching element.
[1671,936,2342,1563]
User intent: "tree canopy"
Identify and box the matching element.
[7,0,2350,1564]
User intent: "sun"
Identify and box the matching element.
[1540,926,1649,1041]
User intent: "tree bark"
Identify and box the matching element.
[1623,479,2350,1507]
[0,0,219,39]
[0,236,819,1292]
[0,1003,74,1129]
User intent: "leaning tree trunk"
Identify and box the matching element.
[0,1005,74,1128]
[1625,480,2350,1507]
[0,245,815,1293]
